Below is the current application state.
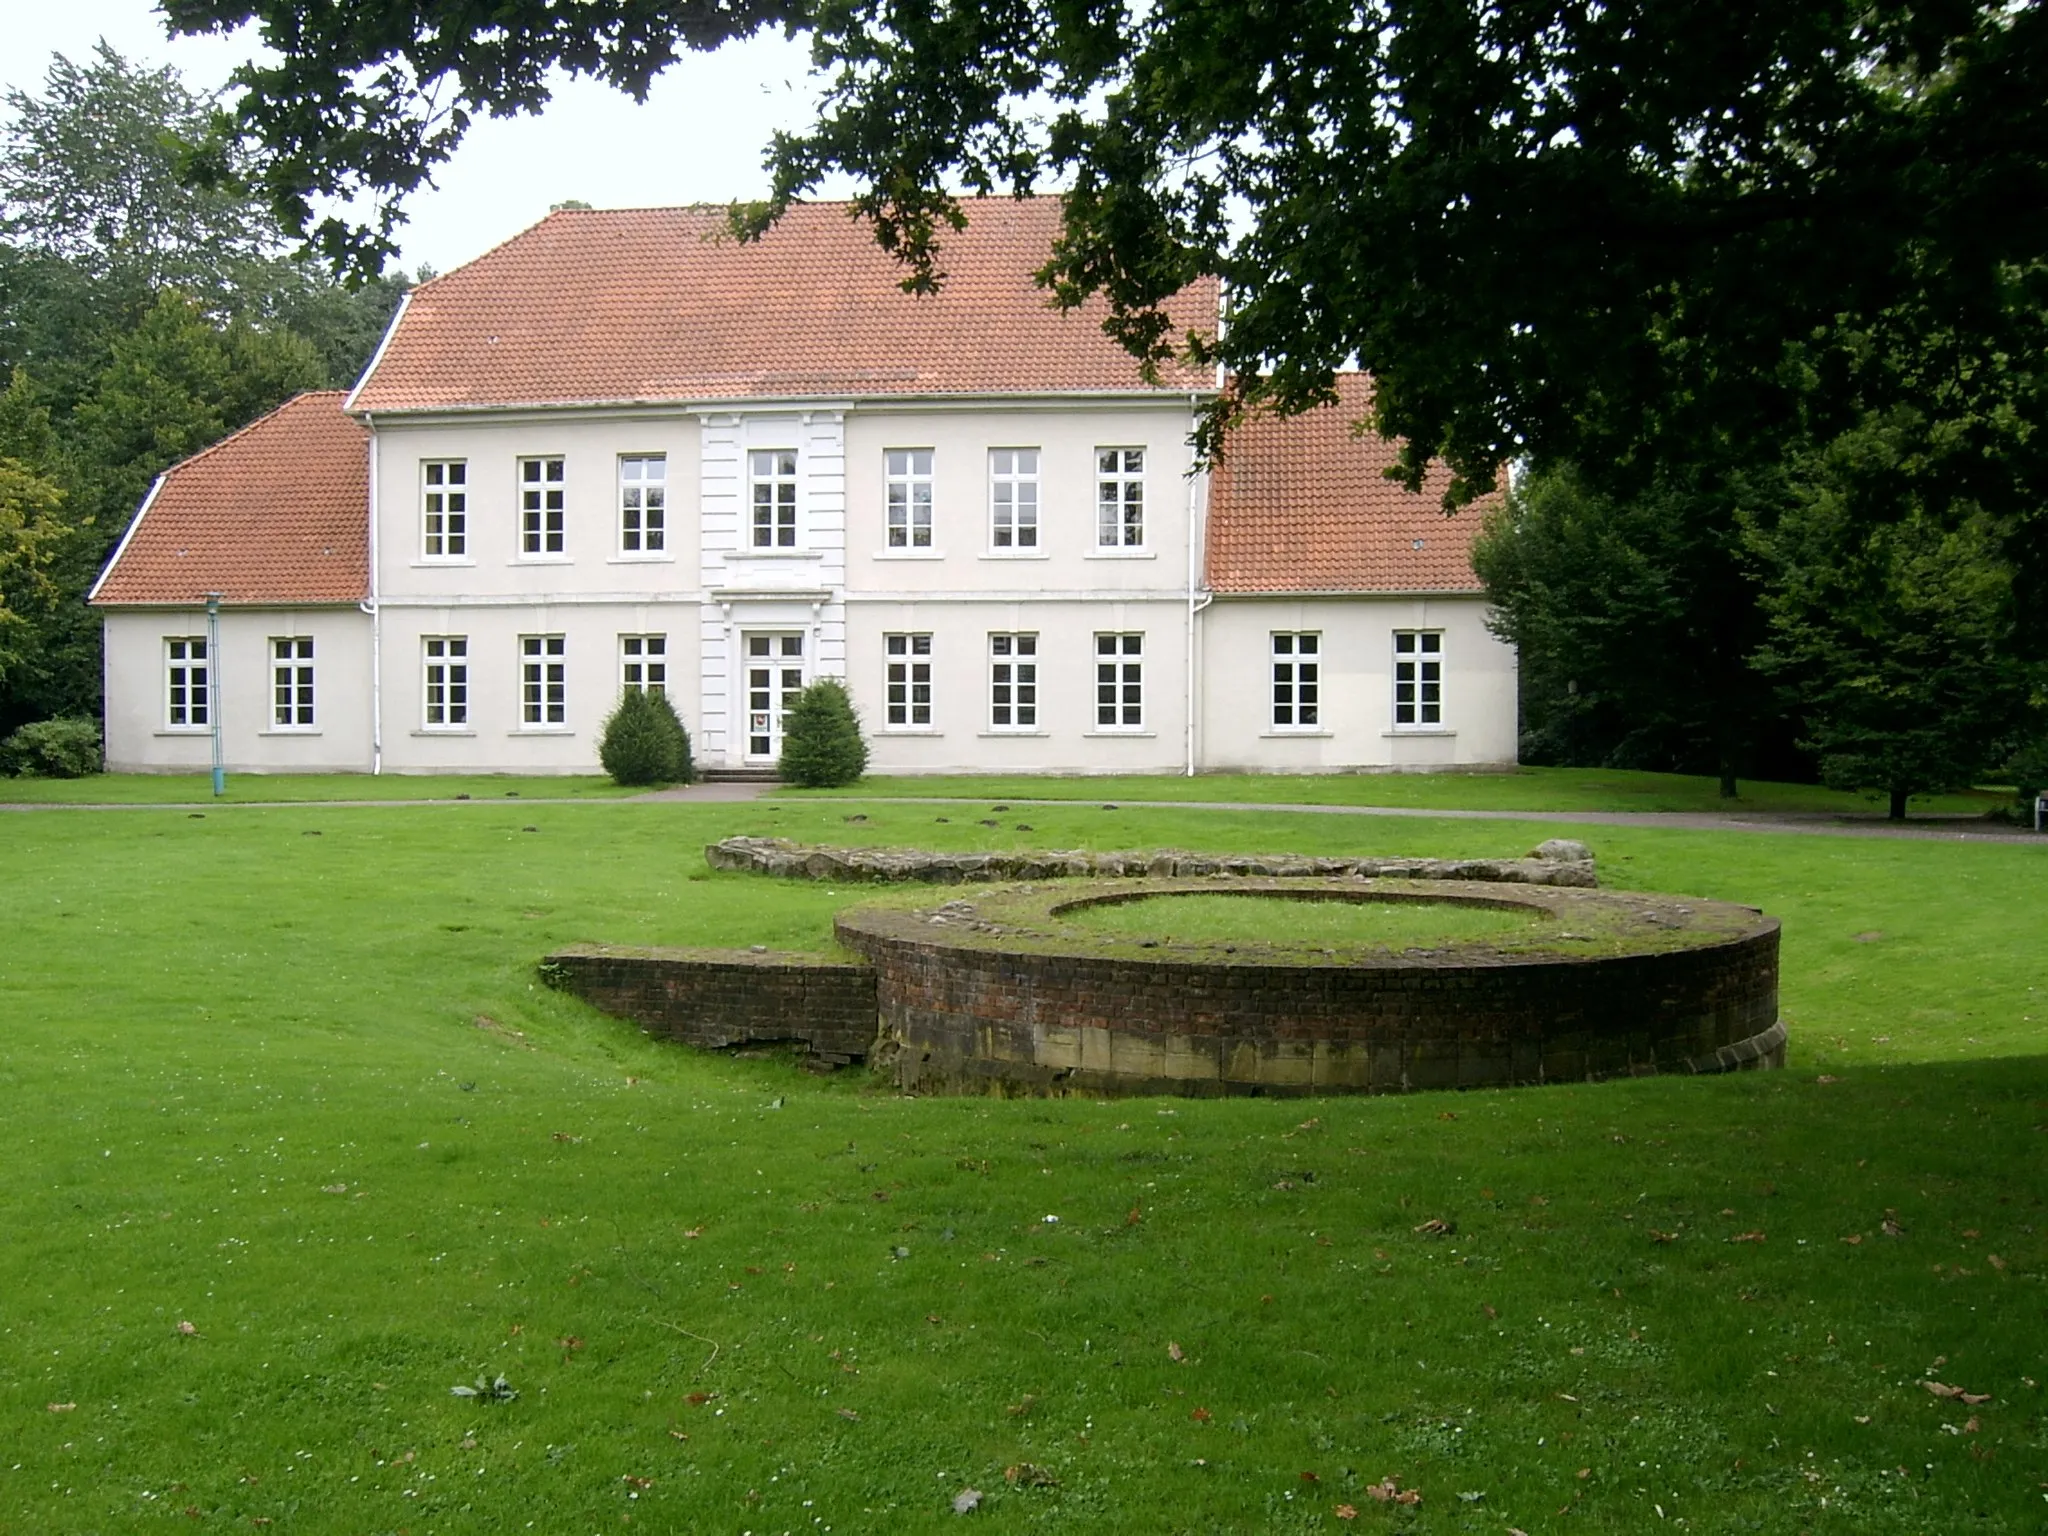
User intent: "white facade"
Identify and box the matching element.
[99,394,1516,777]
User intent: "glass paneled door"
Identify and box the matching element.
[743,632,806,761]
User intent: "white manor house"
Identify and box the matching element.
[91,200,1517,777]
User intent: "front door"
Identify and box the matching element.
[743,631,806,761]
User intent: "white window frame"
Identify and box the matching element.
[422,636,469,730]
[885,449,934,549]
[270,637,315,729]
[421,460,467,560]
[989,632,1038,729]
[165,636,209,730]
[988,448,1040,551]
[750,449,800,549]
[620,634,667,695]
[519,455,566,557]
[619,455,666,555]
[1393,630,1444,728]
[520,634,567,728]
[1095,448,1145,548]
[1093,632,1144,729]
[884,633,933,728]
[1271,632,1321,730]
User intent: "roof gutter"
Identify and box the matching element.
[86,473,167,604]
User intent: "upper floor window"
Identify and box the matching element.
[989,449,1039,550]
[272,637,315,728]
[1272,632,1320,729]
[165,637,208,728]
[621,634,667,695]
[1393,630,1443,727]
[751,450,799,548]
[619,455,666,554]
[1096,448,1145,548]
[421,460,467,558]
[520,456,565,555]
[886,449,933,548]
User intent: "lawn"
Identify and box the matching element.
[0,772,638,805]
[1,795,2043,1533]
[780,765,2007,818]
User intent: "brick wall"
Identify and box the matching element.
[542,944,878,1063]
[837,915,1782,1097]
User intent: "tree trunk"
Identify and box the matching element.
[1888,786,1909,821]
[1718,764,1739,799]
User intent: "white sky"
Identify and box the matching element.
[1,0,837,277]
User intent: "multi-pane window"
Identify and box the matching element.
[423,636,468,728]
[620,455,666,553]
[166,637,208,727]
[520,456,565,555]
[272,638,314,727]
[422,460,467,557]
[744,634,806,757]
[621,634,667,694]
[989,449,1039,549]
[1095,633,1143,728]
[885,633,933,727]
[750,449,799,548]
[1393,630,1443,726]
[520,634,567,726]
[1096,448,1145,547]
[989,633,1038,728]
[886,449,934,548]
[1272,632,1320,728]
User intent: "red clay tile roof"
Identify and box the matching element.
[349,199,1218,412]
[90,392,368,606]
[1206,375,1493,594]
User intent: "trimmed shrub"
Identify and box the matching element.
[0,717,102,778]
[778,677,868,788]
[598,688,692,786]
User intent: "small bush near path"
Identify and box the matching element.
[597,687,693,786]
[778,676,868,787]
[0,799,2042,1531]
[0,716,101,777]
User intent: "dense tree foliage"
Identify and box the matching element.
[0,46,410,736]
[1472,463,1792,797]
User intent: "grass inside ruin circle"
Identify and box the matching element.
[1060,890,1547,948]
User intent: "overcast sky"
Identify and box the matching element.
[2,0,836,278]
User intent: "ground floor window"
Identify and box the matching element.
[271,637,314,727]
[1393,630,1442,726]
[1272,632,1319,727]
[423,636,468,727]
[1095,632,1143,728]
[885,633,933,727]
[620,634,667,694]
[989,633,1038,728]
[166,637,208,728]
[520,634,566,726]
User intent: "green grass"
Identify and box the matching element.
[783,764,2007,817]
[1032,891,1545,949]
[0,772,639,804]
[2,797,2044,1532]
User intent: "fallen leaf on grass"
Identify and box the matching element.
[623,1475,653,1489]
[320,1183,348,1195]
[1167,1341,1185,1363]
[1854,1415,1871,1424]
[176,1320,198,1336]
[1988,1254,2008,1271]
[1413,1218,1454,1237]
[1841,1234,1863,1246]
[1125,1205,1143,1226]
[1005,1463,1058,1487]
[836,1408,860,1421]
[1005,1394,1037,1417]
[1881,1211,1905,1237]
[1364,1476,1421,1505]
[1576,1468,1591,1479]
[1816,1075,1841,1085]
[682,1227,703,1239]
[1728,1231,1767,1244]
[685,1392,718,1406]
[1923,1381,1991,1405]
[1190,1406,1212,1422]
[1334,1506,1358,1521]
[667,1429,689,1441]
[1649,1230,1678,1244]
[47,1402,74,1413]
[952,1487,981,1514]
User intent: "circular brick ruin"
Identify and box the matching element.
[834,878,1784,1097]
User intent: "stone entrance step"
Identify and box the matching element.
[699,767,784,784]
